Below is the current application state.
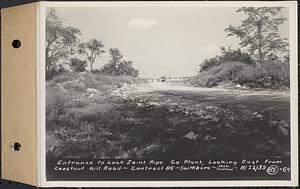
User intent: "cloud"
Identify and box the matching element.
[202,46,219,51]
[128,18,158,28]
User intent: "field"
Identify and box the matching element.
[46,73,290,159]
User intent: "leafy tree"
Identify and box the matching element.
[78,39,105,72]
[46,64,67,80]
[225,7,288,66]
[101,48,139,77]
[199,57,219,72]
[68,58,87,72]
[46,9,81,79]
[119,60,139,77]
[199,47,254,72]
[219,46,254,65]
[101,48,123,75]
[109,47,123,71]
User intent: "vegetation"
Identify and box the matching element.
[199,47,254,72]
[45,9,139,80]
[68,58,87,72]
[101,48,139,77]
[78,39,106,72]
[192,7,289,90]
[46,9,81,80]
[47,73,290,159]
[225,7,288,66]
[191,60,289,89]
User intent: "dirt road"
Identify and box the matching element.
[48,81,291,159]
[111,82,291,159]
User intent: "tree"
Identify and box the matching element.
[219,46,254,65]
[101,48,123,75]
[78,39,105,72]
[225,7,288,66]
[101,48,139,77]
[46,9,81,79]
[119,60,139,77]
[108,47,123,73]
[68,58,87,72]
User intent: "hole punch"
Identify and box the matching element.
[11,39,21,48]
[11,142,22,151]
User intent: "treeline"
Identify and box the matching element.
[195,7,289,89]
[46,9,138,80]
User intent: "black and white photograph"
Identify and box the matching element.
[43,1,297,184]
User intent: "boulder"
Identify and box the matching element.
[235,84,242,89]
[183,131,198,140]
[86,88,99,94]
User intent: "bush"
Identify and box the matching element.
[199,57,219,72]
[69,58,87,72]
[199,47,254,73]
[46,64,68,80]
[46,87,70,130]
[190,60,289,89]
[219,47,254,65]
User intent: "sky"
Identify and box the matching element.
[51,6,289,78]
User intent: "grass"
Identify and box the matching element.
[187,61,289,89]
[46,72,290,159]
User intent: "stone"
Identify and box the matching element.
[149,102,160,106]
[204,135,216,141]
[137,103,144,107]
[277,125,289,137]
[279,120,289,128]
[235,84,242,88]
[88,93,95,99]
[268,120,279,127]
[183,131,198,140]
[86,88,99,94]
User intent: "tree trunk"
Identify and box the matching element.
[90,61,93,72]
[257,19,263,67]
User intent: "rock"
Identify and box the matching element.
[253,112,263,119]
[56,84,68,93]
[235,84,242,89]
[268,120,279,127]
[86,88,99,94]
[205,135,216,141]
[256,114,263,119]
[277,125,289,137]
[88,93,95,99]
[137,103,144,107]
[145,143,162,153]
[183,131,198,140]
[279,120,289,128]
[148,102,160,106]
[121,83,128,87]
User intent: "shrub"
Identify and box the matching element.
[219,47,254,65]
[46,87,70,130]
[46,64,68,80]
[199,47,254,73]
[190,60,289,89]
[69,58,87,72]
[199,57,219,72]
